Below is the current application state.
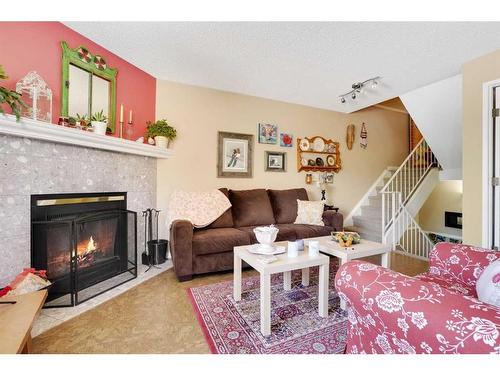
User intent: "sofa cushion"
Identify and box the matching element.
[268,188,309,224]
[415,273,476,297]
[207,188,234,229]
[292,224,333,239]
[229,189,275,227]
[294,200,325,226]
[192,228,250,256]
[238,225,297,243]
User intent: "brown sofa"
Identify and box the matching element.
[169,188,343,281]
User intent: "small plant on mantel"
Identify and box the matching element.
[75,113,90,128]
[146,119,177,148]
[90,110,108,135]
[0,65,27,121]
[91,110,107,123]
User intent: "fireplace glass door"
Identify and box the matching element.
[31,193,137,307]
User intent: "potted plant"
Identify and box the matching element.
[91,110,108,135]
[75,113,89,130]
[0,65,27,121]
[146,119,177,148]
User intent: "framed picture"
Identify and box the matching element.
[217,131,253,178]
[325,173,334,184]
[265,151,286,172]
[280,132,293,147]
[258,123,278,144]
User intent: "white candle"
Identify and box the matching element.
[129,110,133,123]
[308,241,320,257]
[287,241,298,258]
[120,104,124,123]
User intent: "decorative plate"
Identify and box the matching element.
[299,138,310,151]
[308,159,316,166]
[326,154,336,166]
[327,143,336,153]
[315,157,324,166]
[313,137,325,152]
[248,245,286,255]
[301,157,308,167]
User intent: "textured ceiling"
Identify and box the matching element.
[65,22,500,113]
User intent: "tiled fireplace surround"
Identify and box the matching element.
[0,133,157,287]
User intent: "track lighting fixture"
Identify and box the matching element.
[339,76,381,104]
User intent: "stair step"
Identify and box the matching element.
[353,215,382,225]
[357,230,382,242]
[361,205,382,216]
[342,226,382,242]
[353,217,382,232]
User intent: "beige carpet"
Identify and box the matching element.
[32,253,428,354]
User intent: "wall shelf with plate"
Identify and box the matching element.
[297,136,341,172]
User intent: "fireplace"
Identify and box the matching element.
[31,192,137,307]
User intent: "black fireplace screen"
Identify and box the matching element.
[31,193,137,307]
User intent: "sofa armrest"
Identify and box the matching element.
[322,210,343,231]
[428,242,500,290]
[170,219,194,281]
[335,260,500,354]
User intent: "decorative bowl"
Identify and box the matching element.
[253,225,279,253]
[331,231,361,247]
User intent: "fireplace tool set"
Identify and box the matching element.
[141,208,168,272]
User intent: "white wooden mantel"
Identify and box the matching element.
[0,114,174,159]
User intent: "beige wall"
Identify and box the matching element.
[418,180,463,238]
[462,49,500,245]
[156,80,409,236]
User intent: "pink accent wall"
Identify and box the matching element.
[0,22,155,139]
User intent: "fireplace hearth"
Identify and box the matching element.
[31,192,137,307]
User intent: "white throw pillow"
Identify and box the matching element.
[294,200,324,226]
[476,259,500,308]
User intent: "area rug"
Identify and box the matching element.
[188,262,347,354]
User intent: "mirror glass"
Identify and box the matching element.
[91,75,110,119]
[68,64,90,117]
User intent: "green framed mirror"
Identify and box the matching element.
[61,41,118,132]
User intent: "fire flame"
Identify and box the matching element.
[75,236,98,261]
[86,236,96,252]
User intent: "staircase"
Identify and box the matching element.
[347,139,440,259]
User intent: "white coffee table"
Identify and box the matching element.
[233,242,330,337]
[306,236,391,309]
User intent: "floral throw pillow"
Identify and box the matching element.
[294,199,324,226]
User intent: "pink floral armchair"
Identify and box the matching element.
[335,243,500,354]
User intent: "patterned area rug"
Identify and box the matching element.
[188,262,347,354]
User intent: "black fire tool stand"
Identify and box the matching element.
[142,209,160,272]
[142,208,168,272]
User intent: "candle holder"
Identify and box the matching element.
[126,121,134,140]
[119,121,124,138]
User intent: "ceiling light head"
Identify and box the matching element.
[351,92,356,100]
[340,96,346,104]
[371,80,378,90]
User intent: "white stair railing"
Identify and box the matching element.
[381,139,438,258]
[387,193,435,259]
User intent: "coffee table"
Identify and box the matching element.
[306,236,391,309]
[233,242,330,336]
